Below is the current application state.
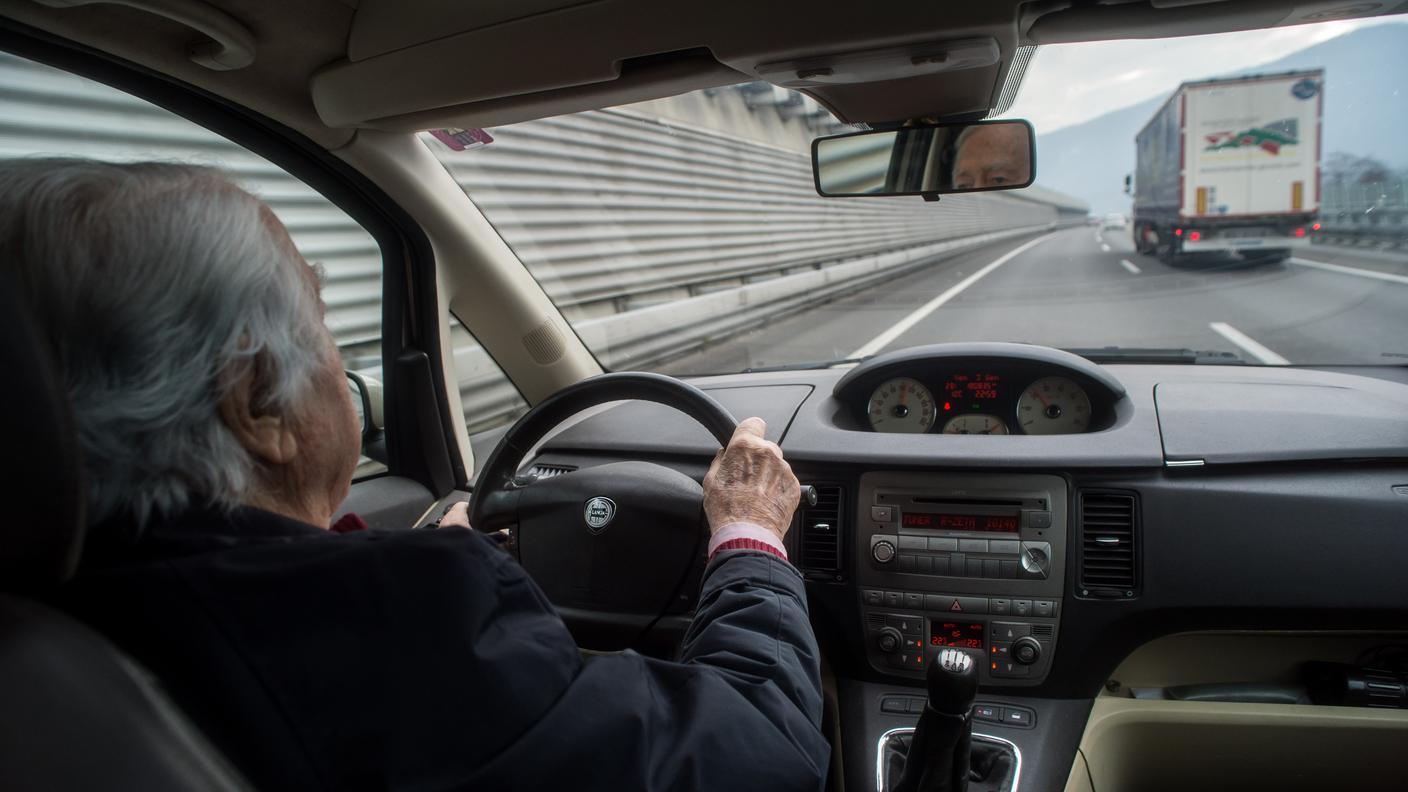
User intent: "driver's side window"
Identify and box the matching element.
[0,50,531,477]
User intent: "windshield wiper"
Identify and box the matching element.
[739,356,869,374]
[1063,347,1247,365]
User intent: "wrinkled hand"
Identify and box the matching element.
[703,417,801,542]
[439,501,472,530]
[437,501,512,546]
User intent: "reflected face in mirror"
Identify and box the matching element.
[952,124,1031,190]
[812,119,1033,197]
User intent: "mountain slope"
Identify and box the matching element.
[1034,24,1408,216]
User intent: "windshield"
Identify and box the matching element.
[429,17,1407,373]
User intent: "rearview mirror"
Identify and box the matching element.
[812,119,1034,198]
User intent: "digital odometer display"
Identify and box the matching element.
[901,513,1020,533]
[942,372,1002,403]
[930,622,985,651]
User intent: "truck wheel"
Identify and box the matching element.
[1159,232,1179,263]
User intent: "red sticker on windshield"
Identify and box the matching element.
[429,127,494,152]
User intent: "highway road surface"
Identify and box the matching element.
[660,226,1408,374]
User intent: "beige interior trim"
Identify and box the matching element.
[1106,631,1408,691]
[31,0,257,71]
[332,129,602,474]
[1063,750,1094,792]
[0,0,358,148]
[1069,697,1408,792]
[313,46,746,133]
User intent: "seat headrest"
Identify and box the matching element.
[0,269,85,591]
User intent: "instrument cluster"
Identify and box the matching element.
[864,370,1094,435]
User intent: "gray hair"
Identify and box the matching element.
[0,159,326,528]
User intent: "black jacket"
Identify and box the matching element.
[58,507,829,791]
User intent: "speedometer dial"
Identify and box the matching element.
[867,378,936,433]
[1016,376,1092,434]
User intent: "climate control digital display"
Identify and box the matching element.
[930,621,986,651]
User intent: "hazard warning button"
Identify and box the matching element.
[924,594,988,614]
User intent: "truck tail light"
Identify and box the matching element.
[1189,231,1201,242]
[1174,228,1183,237]
[1312,223,1322,231]
[1294,227,1306,238]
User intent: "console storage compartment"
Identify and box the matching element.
[1068,697,1408,791]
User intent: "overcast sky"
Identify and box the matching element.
[1006,16,1403,133]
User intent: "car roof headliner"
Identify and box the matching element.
[1,0,1403,148]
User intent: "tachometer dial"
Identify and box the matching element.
[1016,376,1092,434]
[867,378,936,433]
[941,414,1009,435]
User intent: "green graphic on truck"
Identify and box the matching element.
[1204,119,1299,155]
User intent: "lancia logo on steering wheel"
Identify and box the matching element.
[584,496,616,534]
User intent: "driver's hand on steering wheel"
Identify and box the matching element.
[437,502,509,546]
[703,417,801,543]
[440,502,472,530]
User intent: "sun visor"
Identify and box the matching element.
[802,64,1003,125]
[312,46,745,131]
[1025,0,1408,45]
[310,0,1029,130]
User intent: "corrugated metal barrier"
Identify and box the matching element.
[0,51,1084,438]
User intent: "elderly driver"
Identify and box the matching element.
[952,123,1031,190]
[3,159,828,791]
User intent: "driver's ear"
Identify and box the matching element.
[219,355,299,466]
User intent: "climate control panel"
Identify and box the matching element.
[862,588,1060,684]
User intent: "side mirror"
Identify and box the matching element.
[1123,173,1132,195]
[346,371,387,464]
[812,119,1035,198]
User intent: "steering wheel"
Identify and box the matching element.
[469,372,738,620]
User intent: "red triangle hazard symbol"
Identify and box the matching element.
[949,599,962,612]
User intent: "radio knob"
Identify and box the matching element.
[876,627,904,654]
[1012,636,1042,665]
[1020,546,1050,576]
[872,540,897,564]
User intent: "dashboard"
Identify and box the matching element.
[514,342,1408,792]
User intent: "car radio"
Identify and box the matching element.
[856,472,1067,686]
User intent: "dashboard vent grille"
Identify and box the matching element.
[1031,624,1054,637]
[798,484,844,580]
[528,463,576,481]
[1078,491,1139,597]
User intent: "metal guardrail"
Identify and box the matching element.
[0,51,1085,438]
[1317,179,1408,248]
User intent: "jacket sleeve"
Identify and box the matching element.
[468,546,829,792]
[680,549,826,738]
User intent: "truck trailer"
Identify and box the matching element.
[1130,70,1322,263]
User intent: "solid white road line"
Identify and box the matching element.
[1119,259,1141,274]
[1208,322,1289,365]
[1100,243,1111,253]
[1289,257,1408,286]
[849,233,1058,358]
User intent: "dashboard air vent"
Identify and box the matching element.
[798,484,844,581]
[528,463,576,481]
[1078,491,1139,598]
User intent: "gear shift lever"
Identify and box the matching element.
[893,648,979,792]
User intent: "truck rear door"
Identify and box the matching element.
[1184,72,1322,220]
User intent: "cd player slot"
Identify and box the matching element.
[910,496,1032,507]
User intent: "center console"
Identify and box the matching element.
[857,472,1067,687]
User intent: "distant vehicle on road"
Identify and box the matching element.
[1100,213,1127,230]
[1128,70,1322,264]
